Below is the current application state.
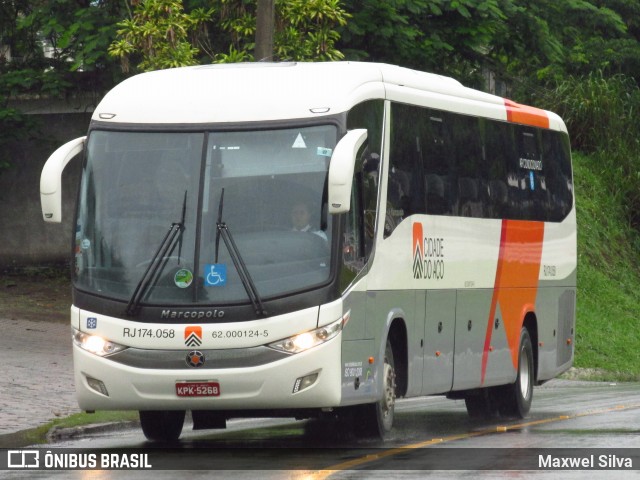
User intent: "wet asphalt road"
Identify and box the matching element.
[5,379,639,479]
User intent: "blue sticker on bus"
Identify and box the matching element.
[529,171,535,190]
[87,317,97,329]
[204,264,227,286]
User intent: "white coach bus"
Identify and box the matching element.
[41,62,576,441]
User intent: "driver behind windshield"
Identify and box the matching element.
[290,201,327,241]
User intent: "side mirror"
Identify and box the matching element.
[328,129,367,214]
[40,136,85,223]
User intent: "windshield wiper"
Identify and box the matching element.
[215,188,267,317]
[125,191,187,317]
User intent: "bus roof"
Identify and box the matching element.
[92,62,566,132]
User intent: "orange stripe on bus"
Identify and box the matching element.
[504,99,550,129]
[481,220,544,384]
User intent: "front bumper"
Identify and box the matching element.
[73,333,342,411]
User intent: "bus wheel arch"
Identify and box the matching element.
[387,318,408,398]
[353,317,407,439]
[523,312,539,385]
[464,313,538,420]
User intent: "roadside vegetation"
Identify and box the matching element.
[573,153,640,380]
[537,73,640,380]
[0,411,139,448]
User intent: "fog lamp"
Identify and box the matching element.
[86,376,109,396]
[293,372,319,393]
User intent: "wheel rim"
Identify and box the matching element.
[518,344,531,400]
[381,361,396,419]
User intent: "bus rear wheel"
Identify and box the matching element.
[355,340,396,439]
[498,327,534,418]
[464,389,497,419]
[139,410,185,442]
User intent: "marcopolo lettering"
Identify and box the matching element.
[161,309,225,319]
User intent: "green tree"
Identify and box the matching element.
[338,0,509,85]
[0,0,124,172]
[200,0,350,63]
[338,0,640,89]
[109,0,349,69]
[273,0,350,61]
[491,0,627,83]
[108,0,213,72]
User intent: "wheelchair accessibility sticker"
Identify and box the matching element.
[204,264,227,287]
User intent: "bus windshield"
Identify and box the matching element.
[74,126,336,308]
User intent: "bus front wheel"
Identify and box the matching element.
[354,340,396,439]
[139,410,185,442]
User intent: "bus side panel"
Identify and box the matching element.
[535,286,576,381]
[340,288,378,405]
[537,210,577,380]
[453,290,503,390]
[366,290,423,398]
[342,289,367,341]
[341,339,377,404]
[422,289,455,395]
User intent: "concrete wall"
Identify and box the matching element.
[0,113,90,268]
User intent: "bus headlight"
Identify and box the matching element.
[72,328,127,357]
[268,314,346,354]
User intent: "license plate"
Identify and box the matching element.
[175,381,221,397]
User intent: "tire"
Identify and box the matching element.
[498,327,534,418]
[464,389,497,419]
[354,340,396,439]
[139,410,185,442]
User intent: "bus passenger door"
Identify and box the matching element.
[422,290,455,395]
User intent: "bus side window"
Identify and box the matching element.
[386,103,426,237]
[451,114,485,218]
[421,110,454,217]
[516,128,542,220]
[542,130,574,222]
[347,99,383,246]
[362,151,379,256]
[484,120,510,219]
[340,142,381,291]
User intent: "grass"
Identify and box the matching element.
[573,152,640,379]
[0,411,139,448]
